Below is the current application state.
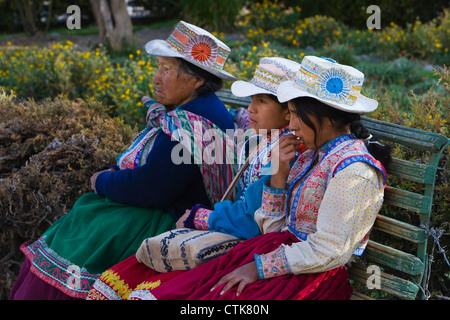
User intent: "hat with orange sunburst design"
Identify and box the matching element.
[144,21,235,81]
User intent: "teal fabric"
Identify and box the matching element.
[40,192,176,275]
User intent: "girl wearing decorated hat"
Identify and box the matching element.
[86,56,307,300]
[101,56,390,300]
[10,21,239,300]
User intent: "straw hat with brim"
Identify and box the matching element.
[231,57,301,98]
[277,56,378,114]
[145,21,236,81]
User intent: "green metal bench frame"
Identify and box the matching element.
[216,88,450,300]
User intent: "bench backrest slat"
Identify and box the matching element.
[362,117,449,152]
[349,262,420,300]
[373,214,426,244]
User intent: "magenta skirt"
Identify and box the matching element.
[9,258,78,300]
[88,230,353,300]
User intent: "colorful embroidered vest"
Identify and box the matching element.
[286,134,386,256]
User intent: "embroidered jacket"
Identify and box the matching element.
[254,134,386,279]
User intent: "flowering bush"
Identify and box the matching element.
[235,2,449,65]
[237,0,345,49]
[367,9,450,64]
[0,41,156,127]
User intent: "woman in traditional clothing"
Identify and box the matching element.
[86,57,305,300]
[97,56,391,300]
[9,21,238,300]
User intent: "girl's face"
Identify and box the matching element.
[287,101,344,149]
[247,94,290,134]
[287,101,317,149]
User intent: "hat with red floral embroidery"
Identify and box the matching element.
[145,21,235,81]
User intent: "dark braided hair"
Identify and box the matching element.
[291,96,392,168]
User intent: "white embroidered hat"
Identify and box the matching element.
[231,57,301,98]
[145,20,235,81]
[277,56,378,114]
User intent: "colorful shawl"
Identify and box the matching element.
[117,97,246,204]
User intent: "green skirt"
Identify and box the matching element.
[21,192,176,299]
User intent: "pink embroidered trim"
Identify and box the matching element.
[194,208,212,230]
[255,246,291,279]
[261,183,288,218]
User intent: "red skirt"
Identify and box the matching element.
[87,231,352,300]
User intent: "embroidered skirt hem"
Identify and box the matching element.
[9,192,176,300]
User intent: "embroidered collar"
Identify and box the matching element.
[318,133,355,156]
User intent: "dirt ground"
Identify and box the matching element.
[0,27,173,50]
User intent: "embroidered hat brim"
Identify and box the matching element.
[231,80,274,97]
[231,57,301,99]
[144,21,236,81]
[277,56,378,114]
[278,80,378,114]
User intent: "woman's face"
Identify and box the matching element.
[247,94,290,134]
[153,57,204,109]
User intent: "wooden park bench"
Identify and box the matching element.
[216,88,450,300]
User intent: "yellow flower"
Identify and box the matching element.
[136,49,141,55]
[129,54,134,59]
[252,46,257,51]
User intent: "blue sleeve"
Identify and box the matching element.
[95,132,202,208]
[208,175,271,239]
